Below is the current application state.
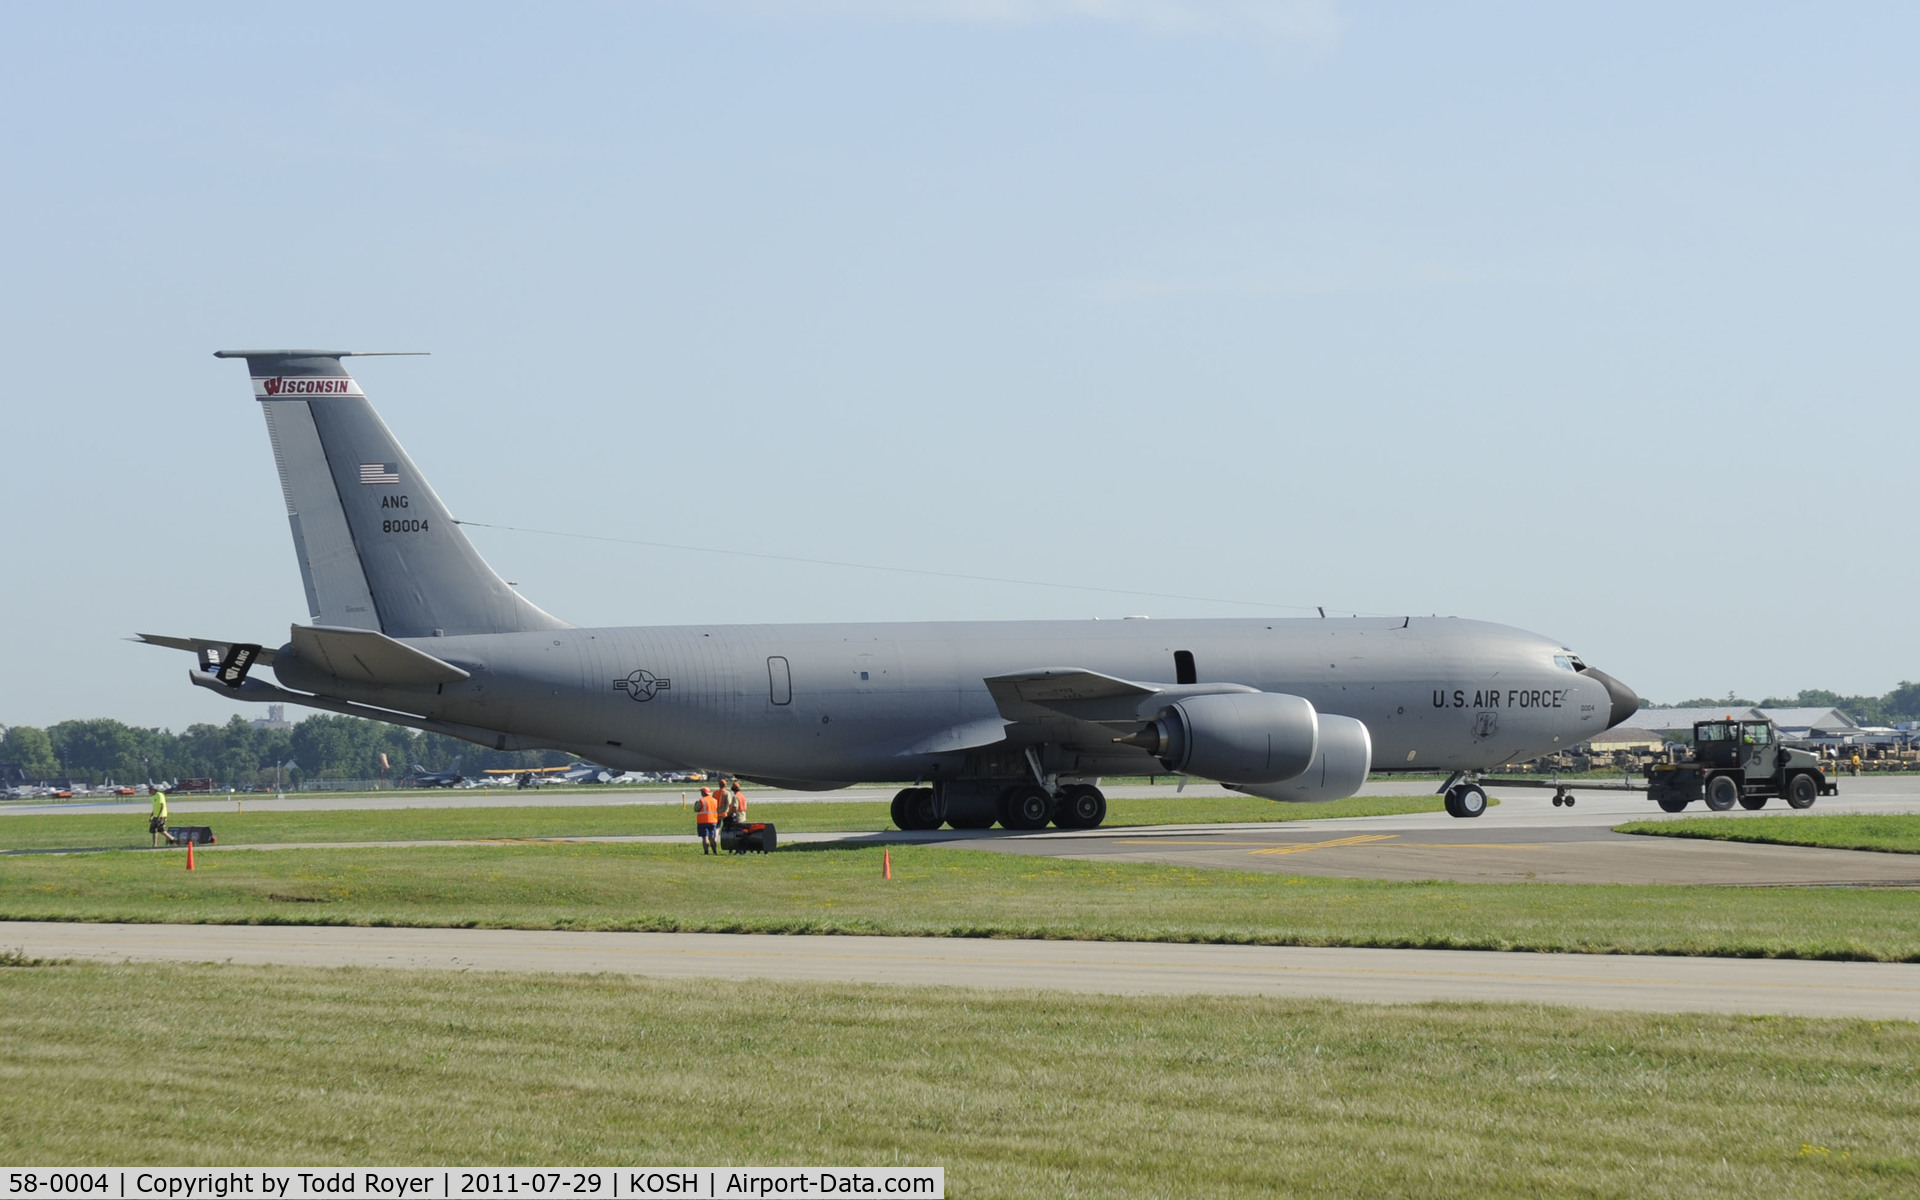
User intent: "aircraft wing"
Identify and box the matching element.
[984,668,1161,705]
[985,668,1257,725]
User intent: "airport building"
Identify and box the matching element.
[249,703,294,732]
[1613,706,1863,740]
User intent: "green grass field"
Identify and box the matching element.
[4,841,1918,960]
[1621,813,1920,855]
[0,961,1912,1196]
[0,793,1445,852]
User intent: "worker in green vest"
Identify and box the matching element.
[149,789,169,846]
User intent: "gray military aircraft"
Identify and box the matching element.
[139,350,1640,828]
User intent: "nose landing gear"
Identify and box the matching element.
[1443,782,1488,818]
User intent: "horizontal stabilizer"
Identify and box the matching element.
[186,670,541,753]
[133,634,277,668]
[288,624,471,686]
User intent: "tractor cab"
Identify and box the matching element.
[1693,719,1779,777]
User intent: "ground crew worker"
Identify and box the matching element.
[695,787,721,854]
[729,780,745,822]
[1851,752,1862,777]
[149,788,169,847]
[718,780,741,832]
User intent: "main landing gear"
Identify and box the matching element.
[891,783,1109,831]
[890,787,944,831]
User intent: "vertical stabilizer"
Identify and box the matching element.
[217,350,569,638]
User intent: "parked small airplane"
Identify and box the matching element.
[398,760,464,788]
[139,350,1640,828]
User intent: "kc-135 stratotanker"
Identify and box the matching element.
[140,350,1641,828]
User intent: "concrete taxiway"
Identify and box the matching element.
[941,779,1920,885]
[5,921,1915,1019]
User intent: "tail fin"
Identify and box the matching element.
[216,350,568,638]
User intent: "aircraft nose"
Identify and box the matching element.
[1581,666,1641,729]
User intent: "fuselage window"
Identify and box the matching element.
[768,656,792,706]
[1175,650,1196,685]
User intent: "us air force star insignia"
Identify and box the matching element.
[614,669,671,702]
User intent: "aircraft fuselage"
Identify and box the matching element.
[271,614,1621,784]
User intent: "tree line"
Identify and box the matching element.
[0,713,569,786]
[1657,683,1920,728]
[8,679,1917,786]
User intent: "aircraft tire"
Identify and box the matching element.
[1704,775,1739,811]
[947,811,997,830]
[1450,784,1487,819]
[1442,790,1463,818]
[1739,795,1768,810]
[1053,785,1107,829]
[998,785,1054,831]
[900,787,943,830]
[890,789,911,830]
[1787,772,1819,809]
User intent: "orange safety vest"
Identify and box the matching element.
[696,794,719,825]
[729,789,745,818]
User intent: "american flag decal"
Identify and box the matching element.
[359,463,400,485]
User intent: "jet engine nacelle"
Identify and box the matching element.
[1119,691,1319,785]
[1226,713,1373,804]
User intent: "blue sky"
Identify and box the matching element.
[2,1,1915,729]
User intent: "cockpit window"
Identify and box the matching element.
[1553,655,1579,671]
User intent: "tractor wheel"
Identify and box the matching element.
[1704,775,1740,811]
[1787,772,1820,809]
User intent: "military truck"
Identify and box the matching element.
[1644,718,1837,813]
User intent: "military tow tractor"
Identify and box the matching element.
[1645,718,1837,813]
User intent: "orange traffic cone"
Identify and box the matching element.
[185,839,195,872]
[883,848,892,879]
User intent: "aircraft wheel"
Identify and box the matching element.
[1053,785,1107,829]
[1447,784,1487,818]
[1443,790,1463,818]
[1787,773,1819,809]
[908,787,945,830]
[1738,795,1769,810]
[947,811,997,830]
[1704,775,1739,811]
[998,785,1054,831]
[1551,794,1564,807]
[1656,794,1691,813]
[893,787,942,830]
